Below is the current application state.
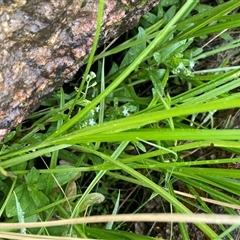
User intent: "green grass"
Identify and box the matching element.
[1,0,240,239]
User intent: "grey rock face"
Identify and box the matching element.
[0,0,160,141]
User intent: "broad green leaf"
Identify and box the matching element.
[24,201,38,223]
[107,62,119,76]
[142,12,157,24]
[3,131,16,144]
[10,161,27,172]
[164,5,176,23]
[120,27,146,68]
[26,167,39,186]
[38,165,80,189]
[30,189,49,208]
[0,181,9,195]
[6,184,30,217]
[78,193,105,213]
[132,141,147,153]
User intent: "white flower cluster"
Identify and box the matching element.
[122,106,129,116]
[88,105,100,126]
[83,71,96,81]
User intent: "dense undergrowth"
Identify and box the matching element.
[1,0,240,239]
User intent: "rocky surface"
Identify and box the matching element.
[0,0,160,142]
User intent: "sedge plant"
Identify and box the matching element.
[1,0,240,239]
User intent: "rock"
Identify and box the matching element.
[0,0,160,142]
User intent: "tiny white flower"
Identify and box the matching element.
[172,68,180,74]
[84,71,96,81]
[89,71,96,79]
[89,118,96,126]
[122,107,129,116]
[189,60,195,69]
[95,105,100,113]
[183,69,192,76]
